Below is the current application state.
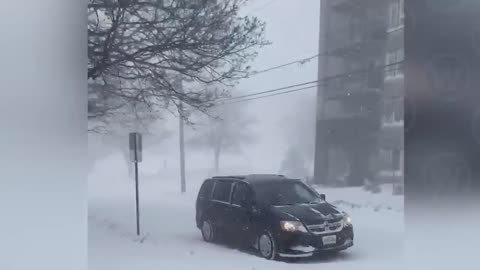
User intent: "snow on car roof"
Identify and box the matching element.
[211,174,300,185]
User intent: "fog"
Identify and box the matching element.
[1,1,480,270]
[89,0,321,179]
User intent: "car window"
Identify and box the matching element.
[254,182,318,206]
[198,179,214,199]
[231,182,249,206]
[211,180,232,202]
[294,183,314,199]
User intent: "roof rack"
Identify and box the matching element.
[247,174,286,178]
[211,175,246,179]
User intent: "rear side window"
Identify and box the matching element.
[212,180,233,202]
[198,179,214,199]
[231,182,250,206]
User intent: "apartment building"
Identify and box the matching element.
[314,0,404,186]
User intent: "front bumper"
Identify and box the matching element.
[275,225,354,258]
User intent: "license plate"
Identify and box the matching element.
[322,235,337,245]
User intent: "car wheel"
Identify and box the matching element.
[257,231,277,260]
[201,220,216,243]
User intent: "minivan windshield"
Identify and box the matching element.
[253,181,319,206]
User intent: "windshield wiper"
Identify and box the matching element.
[271,202,295,206]
[308,198,323,204]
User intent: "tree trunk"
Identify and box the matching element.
[214,145,221,173]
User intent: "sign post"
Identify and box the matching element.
[129,132,142,236]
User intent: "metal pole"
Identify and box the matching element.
[177,76,187,193]
[179,111,186,193]
[134,160,140,236]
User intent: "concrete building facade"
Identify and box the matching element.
[314,0,404,187]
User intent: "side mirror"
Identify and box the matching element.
[244,200,259,214]
[320,194,326,201]
[250,205,260,215]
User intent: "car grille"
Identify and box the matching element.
[304,215,342,225]
[307,220,343,234]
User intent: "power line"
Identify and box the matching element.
[220,85,319,105]
[248,0,278,14]
[216,61,404,105]
[216,80,318,101]
[248,33,404,77]
[242,61,403,100]
[250,54,319,76]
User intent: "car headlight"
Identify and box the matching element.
[343,212,352,226]
[280,221,308,233]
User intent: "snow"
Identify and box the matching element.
[386,25,405,34]
[378,170,403,177]
[382,120,404,127]
[89,153,404,270]
[290,245,316,253]
[314,184,403,213]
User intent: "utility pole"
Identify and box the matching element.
[129,132,142,236]
[177,76,187,193]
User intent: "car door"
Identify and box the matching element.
[210,179,235,233]
[230,182,253,243]
[196,179,215,228]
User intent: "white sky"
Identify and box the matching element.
[229,0,320,171]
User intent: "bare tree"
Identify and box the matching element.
[88,0,268,123]
[188,104,256,172]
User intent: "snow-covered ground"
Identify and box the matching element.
[89,153,404,270]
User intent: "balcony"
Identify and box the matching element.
[324,69,383,100]
[318,116,381,146]
[386,25,404,51]
[329,27,388,52]
[379,120,404,149]
[327,38,386,59]
[331,0,388,14]
[371,27,389,40]
[387,24,404,34]
[321,95,382,132]
[384,76,404,98]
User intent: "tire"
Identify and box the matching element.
[201,220,217,243]
[257,231,277,260]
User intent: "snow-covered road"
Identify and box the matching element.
[88,156,404,270]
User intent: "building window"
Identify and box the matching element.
[400,0,405,24]
[382,99,403,124]
[387,112,395,123]
[392,149,401,171]
[385,48,404,78]
[394,101,403,122]
[388,0,404,31]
